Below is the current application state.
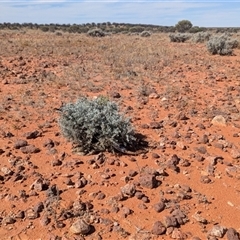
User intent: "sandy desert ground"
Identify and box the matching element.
[0,29,240,240]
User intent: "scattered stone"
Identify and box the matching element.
[211,115,227,127]
[208,225,227,238]
[34,202,44,213]
[23,130,40,139]
[171,228,186,239]
[14,139,28,149]
[128,170,138,177]
[135,191,144,199]
[121,183,136,197]
[121,206,132,217]
[153,201,165,213]
[30,178,48,191]
[4,216,16,224]
[139,174,158,189]
[195,146,207,154]
[21,145,40,154]
[230,149,240,159]
[152,152,160,158]
[226,228,240,240]
[162,215,178,228]
[40,215,51,226]
[152,221,166,235]
[97,192,106,200]
[149,122,163,129]
[15,210,25,219]
[200,175,212,184]
[192,212,208,224]
[25,208,39,219]
[70,219,91,235]
[1,167,14,175]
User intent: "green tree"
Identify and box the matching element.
[175,20,193,33]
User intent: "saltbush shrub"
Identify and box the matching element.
[58,96,137,154]
[206,34,238,55]
[140,31,151,37]
[87,28,105,37]
[191,32,211,43]
[169,33,192,42]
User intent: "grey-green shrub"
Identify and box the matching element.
[58,96,136,154]
[87,28,105,37]
[169,33,192,42]
[192,32,211,43]
[140,31,151,37]
[206,34,238,55]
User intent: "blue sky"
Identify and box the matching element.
[0,1,239,27]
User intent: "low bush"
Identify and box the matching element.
[87,28,105,37]
[169,33,192,42]
[140,31,151,37]
[191,32,211,43]
[206,34,238,55]
[58,96,137,154]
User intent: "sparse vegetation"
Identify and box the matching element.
[58,96,137,154]
[191,32,211,43]
[169,33,192,42]
[206,33,239,55]
[175,20,193,33]
[140,31,151,37]
[87,28,105,37]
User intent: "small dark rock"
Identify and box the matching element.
[24,130,40,139]
[153,201,165,213]
[14,139,28,149]
[152,221,166,235]
[139,174,158,189]
[21,145,40,154]
[121,183,136,197]
[226,228,240,240]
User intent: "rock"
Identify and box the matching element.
[25,208,39,219]
[177,141,187,150]
[153,201,165,213]
[139,174,158,189]
[121,183,136,197]
[40,215,51,226]
[14,139,28,149]
[23,130,40,139]
[1,167,14,175]
[195,146,207,154]
[30,178,48,191]
[171,228,186,239]
[226,228,240,240]
[135,191,144,199]
[208,225,227,238]
[162,215,178,228]
[128,170,138,177]
[152,152,160,158]
[171,209,188,225]
[176,111,189,120]
[21,145,40,154]
[4,216,16,224]
[230,149,240,159]
[70,219,91,235]
[192,212,208,224]
[121,206,132,217]
[97,192,106,200]
[34,202,44,213]
[211,115,227,126]
[149,122,163,129]
[111,92,121,98]
[152,221,166,235]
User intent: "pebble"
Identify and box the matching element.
[70,219,91,235]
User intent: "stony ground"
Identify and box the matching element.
[0,30,240,240]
